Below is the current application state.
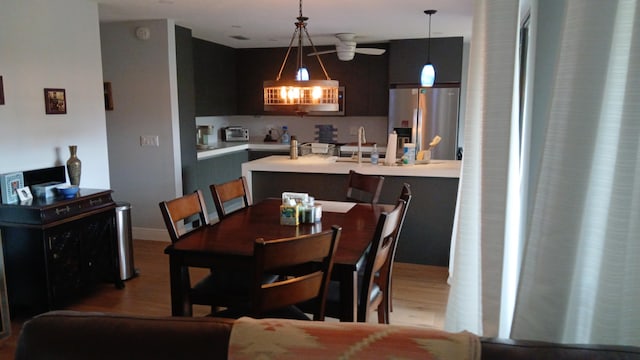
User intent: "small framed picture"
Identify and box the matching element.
[44,88,67,114]
[0,172,24,204]
[0,76,5,105]
[17,186,33,202]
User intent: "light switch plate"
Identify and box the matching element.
[140,135,159,147]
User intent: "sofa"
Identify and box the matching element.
[14,311,640,360]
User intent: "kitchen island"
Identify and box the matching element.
[241,155,460,266]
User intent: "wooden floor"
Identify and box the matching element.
[0,239,449,358]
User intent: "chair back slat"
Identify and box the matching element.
[345,170,385,205]
[159,190,209,243]
[252,226,341,320]
[210,176,251,219]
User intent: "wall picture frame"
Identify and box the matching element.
[0,172,24,204]
[44,88,67,114]
[0,76,5,105]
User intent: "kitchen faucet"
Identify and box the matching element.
[357,126,366,164]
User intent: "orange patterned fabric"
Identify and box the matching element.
[229,317,481,359]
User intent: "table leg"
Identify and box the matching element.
[339,270,358,322]
[169,256,192,317]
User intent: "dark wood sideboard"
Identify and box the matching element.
[0,188,123,316]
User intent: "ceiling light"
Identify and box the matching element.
[263,0,339,115]
[421,10,437,87]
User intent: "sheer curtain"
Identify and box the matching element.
[446,0,640,346]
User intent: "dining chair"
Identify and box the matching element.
[209,176,251,220]
[345,170,385,205]
[380,183,412,319]
[304,199,405,323]
[159,190,249,311]
[158,189,210,243]
[214,226,342,321]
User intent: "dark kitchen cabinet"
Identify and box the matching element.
[236,44,389,116]
[0,189,121,316]
[197,150,249,216]
[193,38,237,116]
[389,37,464,85]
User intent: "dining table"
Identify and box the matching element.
[164,197,392,321]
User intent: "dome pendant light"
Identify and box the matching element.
[263,0,339,115]
[421,10,437,87]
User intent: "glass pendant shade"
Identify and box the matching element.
[420,10,437,87]
[296,67,309,81]
[421,63,436,87]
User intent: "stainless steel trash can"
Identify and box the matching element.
[115,202,137,280]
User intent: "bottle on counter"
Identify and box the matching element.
[370,144,379,165]
[281,126,290,145]
[290,136,298,160]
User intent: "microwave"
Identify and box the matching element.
[222,126,249,142]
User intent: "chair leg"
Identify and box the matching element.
[378,300,389,324]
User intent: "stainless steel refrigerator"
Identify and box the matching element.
[388,87,460,160]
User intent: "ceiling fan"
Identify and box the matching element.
[308,33,386,61]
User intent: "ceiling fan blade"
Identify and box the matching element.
[354,48,386,55]
[307,50,337,56]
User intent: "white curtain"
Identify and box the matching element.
[446,0,640,346]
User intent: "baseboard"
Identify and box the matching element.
[133,227,170,242]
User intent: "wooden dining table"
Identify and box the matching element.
[164,198,391,321]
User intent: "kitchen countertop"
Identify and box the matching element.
[242,155,461,179]
[197,141,387,160]
[197,141,290,160]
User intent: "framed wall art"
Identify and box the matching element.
[0,76,4,105]
[44,88,67,114]
[0,171,24,204]
[104,82,114,110]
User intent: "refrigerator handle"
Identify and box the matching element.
[415,107,422,152]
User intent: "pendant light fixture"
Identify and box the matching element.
[420,10,437,87]
[263,0,339,115]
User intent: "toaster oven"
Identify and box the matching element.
[222,126,249,142]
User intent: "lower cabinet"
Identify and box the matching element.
[197,150,249,216]
[0,189,121,316]
[47,210,117,303]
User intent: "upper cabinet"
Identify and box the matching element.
[193,38,237,116]
[389,37,463,86]
[236,44,389,116]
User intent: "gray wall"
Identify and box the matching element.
[101,20,181,240]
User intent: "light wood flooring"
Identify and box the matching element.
[0,239,449,358]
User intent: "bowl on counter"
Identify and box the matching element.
[57,185,79,198]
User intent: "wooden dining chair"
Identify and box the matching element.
[379,183,412,319]
[307,199,405,323]
[209,176,251,220]
[345,170,385,205]
[159,190,249,311]
[214,226,342,321]
[158,189,210,243]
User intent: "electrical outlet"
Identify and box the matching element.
[140,135,159,147]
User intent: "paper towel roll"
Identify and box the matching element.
[385,132,397,166]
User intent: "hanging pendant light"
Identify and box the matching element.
[263,0,339,115]
[420,10,437,87]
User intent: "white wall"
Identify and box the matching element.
[101,20,181,240]
[0,0,110,188]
